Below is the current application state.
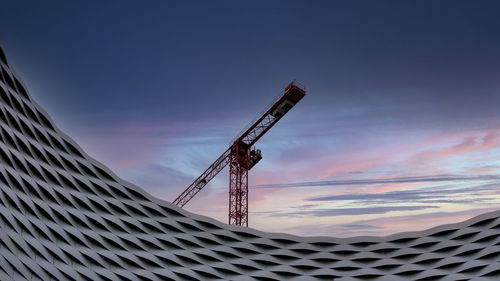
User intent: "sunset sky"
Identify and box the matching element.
[1,1,500,237]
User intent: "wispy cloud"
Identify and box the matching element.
[253,174,500,189]
[261,205,439,218]
[307,183,500,202]
[411,132,500,165]
[343,224,384,230]
[282,207,500,237]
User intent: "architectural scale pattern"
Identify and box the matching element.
[0,45,499,281]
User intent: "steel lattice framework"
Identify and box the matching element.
[173,83,306,226]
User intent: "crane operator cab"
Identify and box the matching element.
[248,149,262,170]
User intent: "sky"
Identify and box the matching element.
[1,0,500,237]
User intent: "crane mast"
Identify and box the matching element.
[173,82,306,226]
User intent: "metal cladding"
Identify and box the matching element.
[0,45,499,281]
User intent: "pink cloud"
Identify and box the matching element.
[365,182,418,194]
[71,118,230,173]
[77,137,167,175]
[303,129,498,182]
[411,132,500,165]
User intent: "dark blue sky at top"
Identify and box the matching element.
[1,0,499,135]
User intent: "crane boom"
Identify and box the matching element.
[173,82,306,226]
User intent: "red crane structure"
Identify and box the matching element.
[173,82,306,226]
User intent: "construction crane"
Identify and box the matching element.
[173,82,306,226]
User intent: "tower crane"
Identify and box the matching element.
[173,82,306,226]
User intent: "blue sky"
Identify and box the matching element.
[1,0,500,236]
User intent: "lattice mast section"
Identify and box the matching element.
[173,82,306,226]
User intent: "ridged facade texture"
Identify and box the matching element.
[0,45,499,281]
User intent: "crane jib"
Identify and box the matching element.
[172,82,306,226]
[238,85,305,147]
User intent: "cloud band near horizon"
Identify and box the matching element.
[252,174,500,189]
